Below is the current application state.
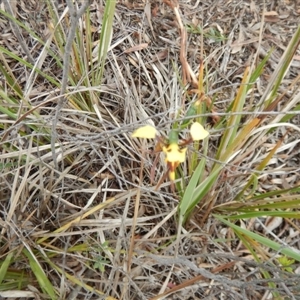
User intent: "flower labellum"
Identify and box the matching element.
[163,143,187,180]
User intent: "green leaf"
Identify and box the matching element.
[96,0,117,85]
[215,215,300,262]
[23,249,57,300]
[0,252,14,284]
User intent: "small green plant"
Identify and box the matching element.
[186,24,227,43]
[92,242,114,273]
[277,256,295,273]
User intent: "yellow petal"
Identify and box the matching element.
[190,122,209,140]
[132,125,157,139]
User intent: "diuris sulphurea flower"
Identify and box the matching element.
[132,122,209,184]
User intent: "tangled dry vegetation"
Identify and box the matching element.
[0,0,300,299]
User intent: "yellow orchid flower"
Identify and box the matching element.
[131,122,209,183]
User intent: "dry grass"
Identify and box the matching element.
[0,1,300,299]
